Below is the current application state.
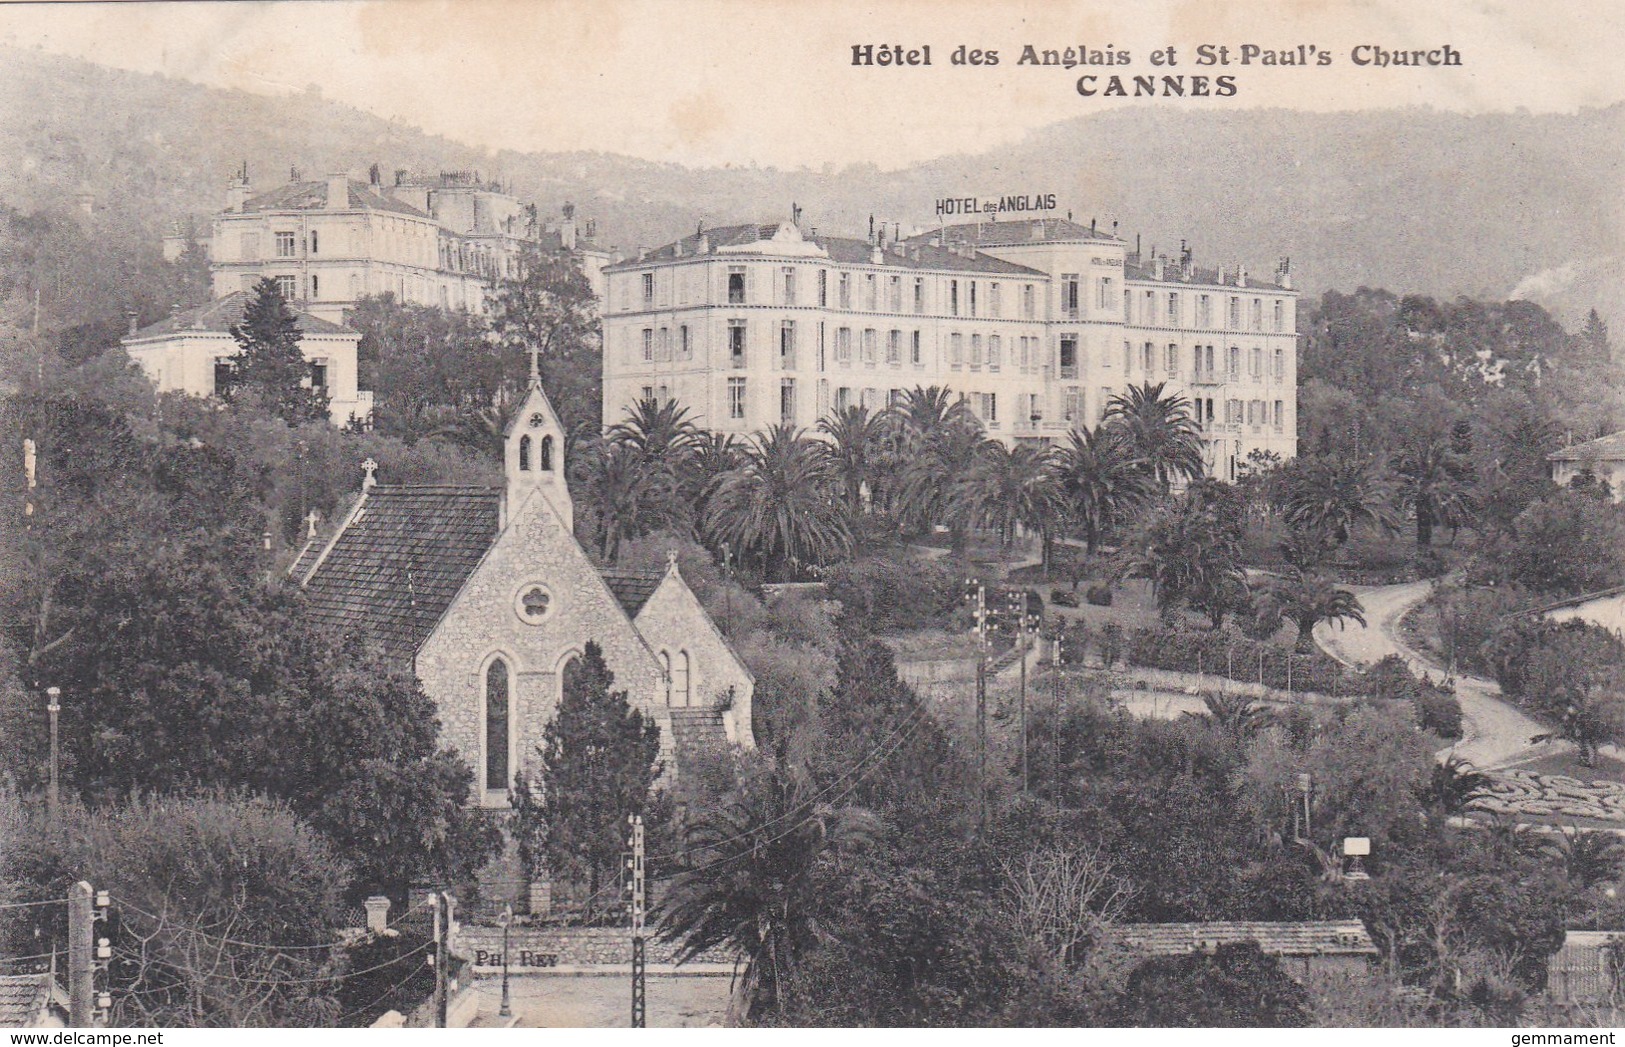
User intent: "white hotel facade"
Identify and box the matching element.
[601,217,1298,479]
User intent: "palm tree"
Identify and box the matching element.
[1281,455,1396,549]
[1392,436,1477,547]
[1262,567,1366,653]
[658,758,877,1022]
[817,404,886,516]
[688,431,743,527]
[1052,424,1154,556]
[607,396,705,533]
[1200,691,1273,743]
[893,399,988,549]
[949,441,1065,559]
[705,425,852,581]
[1418,755,1490,816]
[886,384,975,449]
[606,395,704,465]
[1104,381,1205,492]
[1127,487,1246,628]
[588,442,669,562]
[1542,826,1625,889]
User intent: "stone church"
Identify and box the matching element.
[288,367,754,811]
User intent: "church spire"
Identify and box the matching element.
[528,343,541,389]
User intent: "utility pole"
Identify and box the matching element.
[67,881,93,1027]
[1011,590,1031,796]
[432,891,448,1028]
[628,814,646,1029]
[46,686,60,820]
[498,903,512,1019]
[1052,631,1063,800]
[970,581,989,826]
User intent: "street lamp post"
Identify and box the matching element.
[498,903,512,1018]
[46,686,60,819]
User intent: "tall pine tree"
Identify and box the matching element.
[522,640,662,911]
[226,277,329,425]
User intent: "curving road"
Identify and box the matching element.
[1313,579,1548,770]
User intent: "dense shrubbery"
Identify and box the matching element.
[1124,625,1370,696]
[1366,654,1462,739]
[823,554,970,632]
[1486,619,1625,715]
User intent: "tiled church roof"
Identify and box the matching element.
[302,486,500,660]
[0,973,60,1027]
[599,571,663,618]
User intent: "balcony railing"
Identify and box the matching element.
[1059,364,1078,380]
[1190,369,1221,385]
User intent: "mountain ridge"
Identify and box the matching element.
[0,44,1617,327]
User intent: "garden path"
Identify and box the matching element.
[1312,579,1548,770]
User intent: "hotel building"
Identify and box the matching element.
[203,167,612,324]
[601,216,1298,480]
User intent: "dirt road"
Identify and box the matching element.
[1313,579,1547,769]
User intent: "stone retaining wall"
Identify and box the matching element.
[453,925,737,970]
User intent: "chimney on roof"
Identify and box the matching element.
[868,214,876,244]
[394,169,408,186]
[369,163,381,186]
[1217,265,1227,285]
[1238,265,1248,287]
[871,245,884,264]
[126,309,139,336]
[673,239,683,258]
[226,174,252,213]
[1153,256,1165,280]
[1135,233,1141,261]
[559,202,577,250]
[290,166,301,182]
[1090,217,1097,235]
[698,234,709,254]
[1112,220,1119,237]
[326,172,348,210]
[1276,257,1293,290]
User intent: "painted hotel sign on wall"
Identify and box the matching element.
[934,193,1058,217]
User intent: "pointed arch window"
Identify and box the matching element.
[659,651,672,704]
[539,435,554,471]
[673,650,691,707]
[485,658,510,792]
[518,435,532,471]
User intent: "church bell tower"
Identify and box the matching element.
[504,347,573,531]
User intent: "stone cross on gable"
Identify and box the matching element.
[362,457,379,490]
[306,510,321,538]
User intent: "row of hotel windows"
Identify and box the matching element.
[634,265,1287,333]
[637,320,1287,383]
[248,270,482,309]
[701,376,1288,437]
[640,266,1043,320]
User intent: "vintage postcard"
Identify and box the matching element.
[0,0,1621,1035]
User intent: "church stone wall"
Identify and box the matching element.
[416,487,665,806]
[634,570,755,747]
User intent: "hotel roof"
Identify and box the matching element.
[608,222,1047,276]
[238,178,431,218]
[919,216,1123,246]
[1548,430,1625,462]
[126,291,356,340]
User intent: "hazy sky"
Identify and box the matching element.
[1,0,1619,170]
